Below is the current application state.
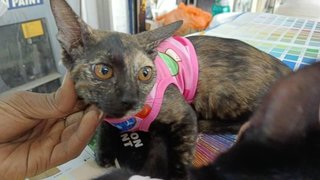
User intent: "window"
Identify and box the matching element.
[0,18,61,94]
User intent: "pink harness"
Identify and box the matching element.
[104,36,199,132]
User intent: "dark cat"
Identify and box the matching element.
[50,0,291,179]
[97,62,320,180]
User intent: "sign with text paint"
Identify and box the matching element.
[2,0,43,10]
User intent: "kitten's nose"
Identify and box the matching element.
[121,97,137,110]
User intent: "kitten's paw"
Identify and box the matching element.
[95,154,115,168]
[170,177,188,180]
[169,163,189,180]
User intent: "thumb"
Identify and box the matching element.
[51,72,80,115]
[0,72,80,119]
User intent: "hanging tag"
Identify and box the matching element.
[21,20,44,39]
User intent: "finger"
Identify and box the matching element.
[74,106,103,143]
[0,73,81,120]
[60,111,84,141]
[49,106,103,166]
[64,111,85,127]
[40,72,79,118]
[52,72,79,115]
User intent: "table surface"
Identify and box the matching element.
[204,12,320,71]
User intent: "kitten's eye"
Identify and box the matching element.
[93,64,113,80]
[138,66,153,81]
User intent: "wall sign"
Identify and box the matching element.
[2,0,43,10]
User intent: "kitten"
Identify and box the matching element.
[96,62,320,180]
[50,0,291,179]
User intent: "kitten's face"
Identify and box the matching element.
[70,32,156,118]
[50,0,182,118]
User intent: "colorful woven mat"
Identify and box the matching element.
[193,133,237,167]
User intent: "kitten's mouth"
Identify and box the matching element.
[103,108,140,119]
[103,105,150,119]
[104,112,128,119]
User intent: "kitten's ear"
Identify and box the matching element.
[135,21,183,54]
[50,0,97,69]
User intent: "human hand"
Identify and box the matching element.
[0,73,103,179]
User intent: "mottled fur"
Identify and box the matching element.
[50,0,291,179]
[97,62,320,180]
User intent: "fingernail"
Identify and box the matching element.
[62,72,71,86]
[87,105,104,120]
[98,111,105,120]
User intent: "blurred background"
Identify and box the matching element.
[0,0,319,95]
[1,0,317,179]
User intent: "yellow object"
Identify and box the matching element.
[21,20,44,39]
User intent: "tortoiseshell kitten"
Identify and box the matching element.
[97,62,320,180]
[50,0,291,179]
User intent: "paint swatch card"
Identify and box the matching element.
[204,13,320,70]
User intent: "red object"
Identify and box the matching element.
[135,104,152,119]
